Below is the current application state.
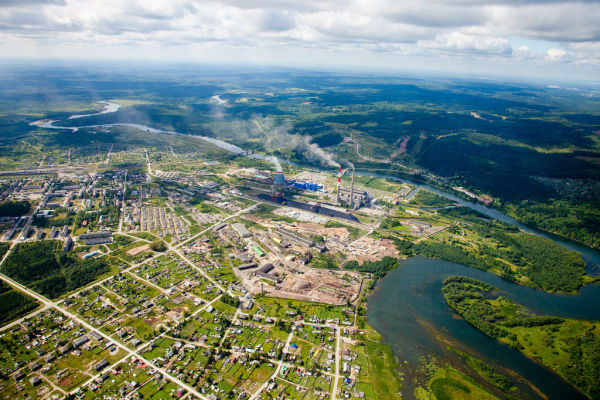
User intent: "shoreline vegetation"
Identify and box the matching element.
[442,275,600,399]
[385,207,594,294]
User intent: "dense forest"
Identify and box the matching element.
[0,282,38,325]
[389,207,587,292]
[0,201,31,217]
[0,241,110,299]
[511,199,600,250]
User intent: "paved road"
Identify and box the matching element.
[0,269,212,400]
[331,327,342,400]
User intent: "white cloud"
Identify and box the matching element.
[0,0,598,78]
[420,32,512,55]
[513,45,540,59]
[545,48,570,62]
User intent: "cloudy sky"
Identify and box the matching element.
[1,0,599,81]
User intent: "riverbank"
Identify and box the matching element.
[367,257,598,400]
[442,275,599,399]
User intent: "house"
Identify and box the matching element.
[73,335,90,348]
[29,362,41,372]
[29,376,42,386]
[94,359,109,371]
[59,344,71,354]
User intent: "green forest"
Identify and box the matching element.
[390,207,588,292]
[443,276,600,399]
[0,201,31,217]
[0,241,110,299]
[510,199,600,250]
[0,282,38,325]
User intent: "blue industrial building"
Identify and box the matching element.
[286,179,325,192]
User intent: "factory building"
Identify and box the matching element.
[286,180,324,192]
[276,228,314,247]
[254,263,280,283]
[238,262,258,270]
[231,222,251,238]
[338,188,371,208]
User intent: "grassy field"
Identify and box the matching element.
[349,321,403,400]
[443,276,600,399]
[385,206,590,293]
[423,367,500,400]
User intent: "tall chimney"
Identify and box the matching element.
[336,166,341,204]
[350,165,355,208]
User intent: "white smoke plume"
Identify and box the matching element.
[257,118,340,168]
[208,103,341,169]
[269,155,283,172]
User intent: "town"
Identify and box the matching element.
[0,145,469,400]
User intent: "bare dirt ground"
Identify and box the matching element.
[126,244,150,256]
[296,222,350,242]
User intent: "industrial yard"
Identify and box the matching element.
[0,143,458,400]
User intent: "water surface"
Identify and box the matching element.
[368,257,598,400]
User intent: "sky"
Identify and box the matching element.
[1,0,599,81]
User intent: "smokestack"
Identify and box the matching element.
[350,165,355,208]
[336,166,341,204]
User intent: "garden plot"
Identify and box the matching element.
[99,274,171,344]
[171,309,232,347]
[64,286,122,328]
[222,324,285,360]
[77,356,185,399]
[0,309,126,397]
[252,297,353,323]
[132,253,222,301]
[186,252,238,287]
[202,356,276,400]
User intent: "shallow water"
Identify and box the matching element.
[367,257,597,400]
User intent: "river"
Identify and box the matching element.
[368,257,598,399]
[39,100,600,398]
[354,170,600,275]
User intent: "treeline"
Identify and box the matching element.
[343,256,398,278]
[0,241,110,299]
[513,199,600,250]
[220,294,240,308]
[387,207,586,292]
[0,200,31,217]
[443,275,600,400]
[0,282,38,325]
